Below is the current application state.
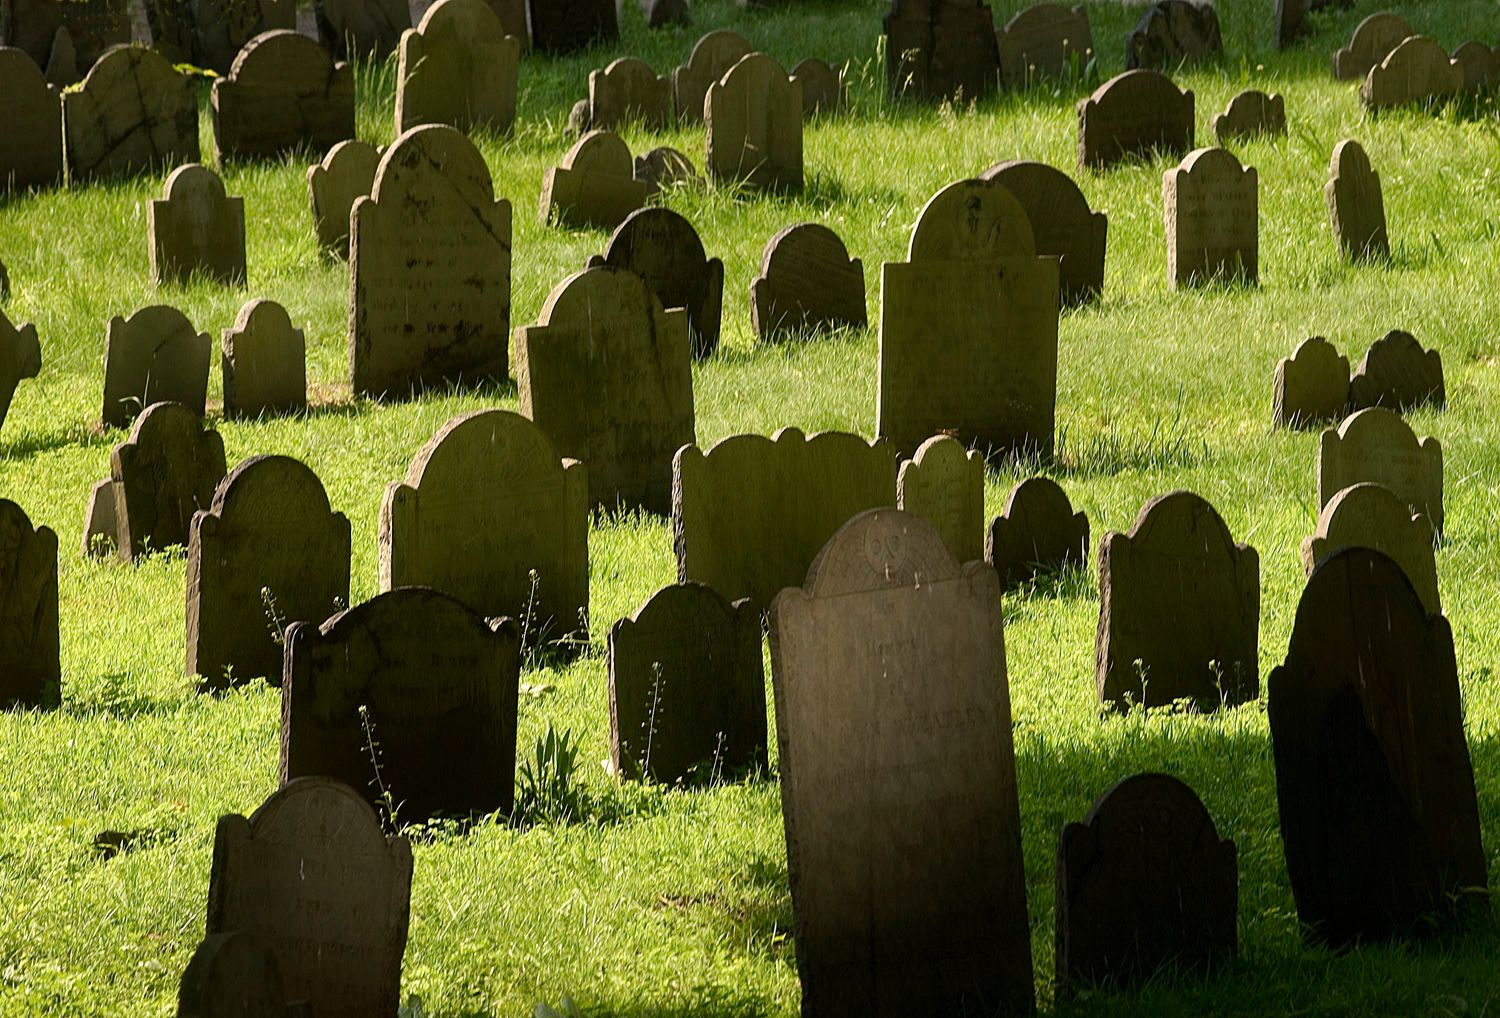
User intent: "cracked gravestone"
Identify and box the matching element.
[540,130,647,230]
[306,139,378,256]
[62,45,198,183]
[1076,69,1193,171]
[1302,482,1439,615]
[980,159,1106,306]
[1273,335,1349,429]
[896,434,983,564]
[588,207,723,359]
[221,299,306,419]
[985,476,1089,590]
[1163,146,1258,289]
[705,53,803,193]
[750,222,866,342]
[101,305,210,429]
[395,0,521,135]
[0,48,63,191]
[211,30,354,163]
[149,164,247,288]
[0,498,60,709]
[1317,407,1443,534]
[110,401,227,560]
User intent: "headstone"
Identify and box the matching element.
[769,508,1033,1015]
[0,499,60,709]
[221,300,306,419]
[979,159,1106,307]
[1302,482,1438,615]
[80,478,118,557]
[633,146,697,196]
[1211,89,1286,144]
[211,30,354,163]
[395,0,521,135]
[41,18,74,84]
[674,427,898,606]
[750,222,866,342]
[516,267,694,514]
[1361,36,1463,110]
[705,52,803,193]
[306,139,378,256]
[540,130,647,230]
[148,164,248,288]
[1162,146,1258,289]
[0,0,128,79]
[110,401,228,560]
[608,583,766,785]
[350,124,511,398]
[588,207,723,359]
[1125,0,1222,71]
[571,56,671,133]
[0,308,41,434]
[176,932,304,1018]
[1274,0,1307,49]
[1348,329,1444,414]
[379,408,589,645]
[1325,139,1388,261]
[144,0,296,75]
[1269,548,1486,947]
[1452,41,1500,91]
[1333,12,1414,81]
[895,435,983,564]
[314,0,408,59]
[206,778,413,1017]
[1096,490,1259,711]
[633,0,688,29]
[62,45,198,183]
[101,305,211,429]
[996,2,1093,88]
[882,0,1000,103]
[985,475,1088,589]
[484,0,525,37]
[0,47,63,191]
[1076,69,1194,171]
[525,0,616,53]
[1318,407,1443,534]
[672,28,750,123]
[1272,335,1349,429]
[877,178,1060,458]
[790,57,842,114]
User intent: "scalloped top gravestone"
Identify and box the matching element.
[101,305,210,429]
[306,140,378,256]
[672,29,750,123]
[540,131,647,230]
[211,30,354,163]
[589,207,723,359]
[633,146,697,195]
[0,499,60,709]
[149,164,247,288]
[62,45,198,183]
[1211,90,1286,144]
[111,401,227,560]
[176,932,307,1017]
[525,0,616,53]
[1273,336,1350,429]
[791,58,842,114]
[1318,408,1443,533]
[0,48,63,191]
[996,3,1093,88]
[1348,330,1444,414]
[882,0,1000,103]
[221,300,306,419]
[1076,69,1194,171]
[395,0,520,135]
[1333,12,1414,81]
[1361,36,1462,109]
[986,476,1089,589]
[0,308,41,434]
[1325,139,1388,262]
[705,52,803,193]
[314,0,408,59]
[570,56,671,133]
[896,434,983,564]
[750,222,866,342]
[1162,147,1258,288]
[1,0,128,81]
[1302,482,1438,615]
[1125,0,1222,71]
[980,159,1107,306]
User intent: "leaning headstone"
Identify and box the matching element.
[540,131,647,230]
[1076,69,1194,171]
[526,0,616,53]
[996,2,1093,88]
[1269,548,1486,947]
[588,207,723,359]
[980,159,1106,307]
[985,476,1089,589]
[633,146,697,195]
[0,48,63,191]
[1452,41,1500,91]
[1162,147,1258,289]
[0,499,60,709]
[882,0,1000,103]
[1096,490,1259,711]
[1,0,128,79]
[790,58,842,114]
[1332,12,1414,81]
[350,125,511,398]
[750,223,866,342]
[1211,90,1286,144]
[79,478,118,557]
[1302,482,1439,615]
[1125,0,1222,71]
[0,308,41,434]
[110,401,228,560]
[206,778,412,1017]
[101,305,210,429]
[394,0,521,135]
[1361,36,1463,110]
[1348,330,1444,414]
[62,45,198,183]
[148,164,248,288]
[211,30,354,163]
[770,508,1033,1016]
[705,53,803,193]
[314,0,408,59]
[1273,335,1350,429]
[306,139,378,256]
[1325,139,1388,262]
[221,300,306,419]
[1318,408,1443,533]
[672,28,750,124]
[896,434,983,564]
[570,56,671,133]
[176,932,304,1018]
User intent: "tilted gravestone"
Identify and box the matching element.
[750,222,866,342]
[770,508,1033,1016]
[526,0,616,53]
[1325,139,1388,262]
[1453,40,1500,91]
[1162,147,1258,289]
[395,0,520,135]
[878,178,1060,458]
[882,0,1000,103]
[1269,548,1486,947]
[0,308,41,434]
[101,305,210,429]
[111,401,228,560]
[705,53,803,193]
[569,56,672,134]
[1076,69,1194,171]
[0,499,60,709]
[1272,335,1349,429]
[149,164,248,288]
[380,409,589,646]
[896,434,983,565]
[539,130,647,230]
[1318,407,1443,534]
[0,48,63,191]
[306,139,378,256]
[1302,482,1439,615]
[1125,0,1221,71]
[211,30,354,164]
[187,455,350,690]
[517,266,694,514]
[1361,36,1462,110]
[672,28,750,124]
[282,588,522,823]
[1096,490,1259,711]
[314,0,408,59]
[1333,12,1414,81]
[633,145,697,196]
[996,3,1093,88]
[176,931,307,1017]
[1348,330,1444,414]
[790,58,842,114]
[206,778,412,1018]
[222,300,306,419]
[62,45,198,183]
[588,207,723,359]
[986,475,1089,590]
[350,125,511,398]
[980,159,1106,307]
[1211,89,1286,144]
[1,0,128,81]
[608,582,766,785]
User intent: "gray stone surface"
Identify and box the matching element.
[896,434,983,565]
[306,139,378,256]
[1211,89,1286,144]
[1272,335,1349,429]
[980,159,1106,307]
[1302,481,1439,615]
[589,207,722,359]
[540,130,647,230]
[1333,12,1414,81]
[1125,0,1221,71]
[997,2,1093,87]
[671,28,749,123]
[1348,329,1444,414]
[1361,35,1462,110]
[175,932,305,1018]
[1325,139,1388,262]
[0,308,41,436]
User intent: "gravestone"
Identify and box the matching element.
[282,588,522,822]
[0,308,41,434]
[1318,407,1443,534]
[62,45,198,183]
[750,223,866,342]
[306,139,378,256]
[1269,548,1486,947]
[145,0,296,75]
[176,932,305,1018]
[41,17,74,83]
[149,164,248,288]
[1302,482,1438,615]
[632,0,687,29]
[791,58,842,114]
[996,2,1093,88]
[672,29,750,123]
[314,0,408,59]
[986,476,1089,589]
[878,178,1060,458]
[634,146,697,195]
[0,499,60,709]
[769,508,1033,1016]
[570,56,671,133]
[1056,773,1236,991]
[1273,335,1349,429]
[1163,147,1258,289]
[79,478,118,557]
[1076,69,1194,171]
[1325,139,1388,261]
[1361,36,1462,110]
[1348,330,1444,414]
[1333,12,1414,81]
[516,266,694,514]
[1096,490,1259,711]
[705,53,803,193]
[395,0,521,135]
[0,0,129,79]
[540,131,647,230]
[1274,0,1306,49]
[350,124,511,398]
[674,427,898,607]
[484,0,525,36]
[222,300,306,419]
[980,159,1106,307]
[525,0,616,53]
[211,30,354,163]
[588,207,722,359]
[1453,41,1500,91]
[111,401,228,560]
[1125,0,1221,71]
[1211,90,1286,144]
[101,305,210,429]
[0,48,63,191]
[608,582,766,785]
[882,0,1000,103]
[896,434,983,564]
[380,409,588,645]
[206,778,412,1018]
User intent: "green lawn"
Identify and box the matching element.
[4,0,1500,1014]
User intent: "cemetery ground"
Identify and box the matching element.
[3,0,1500,1013]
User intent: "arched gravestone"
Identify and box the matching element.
[672,29,750,124]
[1211,89,1286,145]
[1348,330,1444,414]
[1317,407,1442,535]
[1162,147,1258,289]
[148,164,248,288]
[750,222,866,342]
[395,0,520,135]
[187,455,351,691]
[350,125,512,398]
[1333,12,1414,81]
[607,582,766,785]
[980,159,1106,307]
[790,58,841,114]
[62,45,198,183]
[1076,69,1193,171]
[1096,490,1259,711]
[705,52,803,193]
[516,266,694,514]
[0,308,41,434]
[221,299,306,419]
[896,434,983,565]
[1,0,129,82]
[540,130,647,230]
[633,145,697,196]
[525,0,616,54]
[211,30,354,164]
[769,508,1033,1016]
[1056,773,1237,991]
[570,56,672,133]
[176,932,306,1017]
[1325,139,1388,262]
[673,427,898,607]
[1302,482,1438,615]
[1361,36,1462,110]
[1124,0,1221,71]
[1453,40,1500,91]
[207,778,413,1018]
[110,401,228,560]
[878,178,1060,459]
[986,475,1089,590]
[1273,335,1349,429]
[882,0,1000,103]
[589,207,723,359]
[996,3,1093,88]
[379,409,589,646]
[101,305,210,429]
[0,499,60,709]
[1269,548,1486,948]
[314,0,407,60]
[0,48,63,191]
[306,139,378,256]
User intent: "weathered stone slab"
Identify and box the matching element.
[769,508,1033,1016]
[996,2,1092,88]
[1325,139,1387,261]
[790,57,842,114]
[221,300,306,419]
[540,130,647,230]
[1302,482,1438,615]
[395,0,520,135]
[1096,490,1259,711]
[570,56,671,133]
[633,145,697,195]
[306,139,377,256]
[0,498,59,709]
[0,0,128,80]
[102,305,210,429]
[1076,68,1193,171]
[896,434,983,564]
[525,0,616,53]
[176,932,306,1017]
[1125,0,1221,71]
[1273,335,1349,429]
[80,477,118,557]
[314,0,407,59]
[111,401,227,560]
[1318,407,1443,534]
[0,308,40,434]
[1452,40,1500,91]
[1333,12,1414,81]
[1163,146,1257,289]
[986,475,1088,589]
[980,159,1106,306]
[750,222,866,342]
[705,52,802,193]
[62,45,198,183]
[1211,89,1286,144]
[589,206,722,359]
[1361,35,1462,110]
[883,0,1000,103]
[149,164,247,288]
[211,30,354,163]
[0,48,63,191]
[1274,0,1307,49]
[1348,329,1444,414]
[672,28,749,123]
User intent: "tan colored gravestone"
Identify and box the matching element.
[1125,0,1221,71]
[62,45,198,183]
[101,305,210,429]
[1302,482,1438,615]
[878,178,1060,458]
[770,508,1033,1016]
[589,207,723,359]
[0,499,60,709]
[750,222,866,342]
[306,139,378,256]
[350,124,511,398]
[1211,90,1286,144]
[111,401,228,560]
[790,58,842,114]
[1318,408,1443,534]
[314,0,408,59]
[1453,41,1500,91]
[380,408,589,645]
[395,0,520,135]
[996,2,1092,88]
[672,28,751,124]
[1348,330,1444,414]
[176,932,306,1018]
[705,52,803,193]
[1097,490,1259,711]
[79,478,118,557]
[187,455,350,690]
[0,48,63,191]
[986,475,1089,589]
[211,30,354,163]
[980,159,1106,307]
[0,308,41,434]
[1076,69,1194,171]
[883,0,1001,103]
[1273,335,1350,429]
[573,56,671,133]
[1325,139,1388,262]
[1163,147,1257,289]
[633,146,697,196]
[1361,35,1462,110]
[1333,12,1414,81]
[221,300,306,419]
[896,434,983,564]
[149,164,247,288]
[539,131,647,230]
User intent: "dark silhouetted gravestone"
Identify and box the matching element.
[1125,0,1221,71]
[0,48,63,191]
[526,0,616,54]
[1274,0,1306,49]
[0,499,60,709]
[306,139,378,256]
[896,434,983,565]
[1325,139,1388,262]
[1,0,128,81]
[750,223,866,342]
[1453,40,1500,91]
[671,29,749,123]
[540,131,647,230]
[0,308,41,434]
[211,30,354,164]
[1273,336,1349,429]
[101,305,210,429]
[1332,12,1413,80]
[705,53,803,193]
[986,476,1089,590]
[588,207,722,359]
[111,402,227,560]
[883,0,1000,103]
[149,164,247,288]
[315,0,407,59]
[570,56,671,133]
[143,0,294,74]
[981,159,1106,307]
[996,3,1092,88]
[1163,146,1258,289]
[770,508,1033,1016]
[1317,407,1442,535]
[176,932,308,1017]
[1076,69,1193,171]
[1212,90,1286,144]
[1348,330,1444,414]
[80,478,118,557]
[791,58,841,114]
[633,146,697,196]
[395,0,520,135]
[221,300,306,419]
[62,46,198,183]
[1361,36,1462,110]
[1302,482,1438,615]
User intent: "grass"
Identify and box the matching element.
[3,0,1500,1014]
